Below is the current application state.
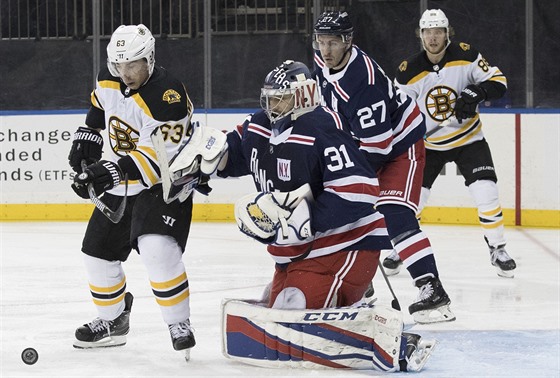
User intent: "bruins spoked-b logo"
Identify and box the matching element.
[108,116,140,156]
[425,85,458,122]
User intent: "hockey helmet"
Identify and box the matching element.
[313,11,353,47]
[260,60,319,123]
[418,9,451,50]
[419,9,449,30]
[107,24,155,77]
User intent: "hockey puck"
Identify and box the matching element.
[21,347,38,365]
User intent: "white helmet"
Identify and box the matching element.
[419,9,451,51]
[419,9,449,30]
[107,24,155,77]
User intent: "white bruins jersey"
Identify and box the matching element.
[394,42,507,151]
[87,66,193,196]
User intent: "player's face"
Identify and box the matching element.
[421,28,447,55]
[315,35,351,69]
[114,59,150,90]
[268,94,295,118]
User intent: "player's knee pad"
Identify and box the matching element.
[137,234,184,280]
[468,179,500,211]
[377,204,419,239]
[83,253,124,284]
[272,287,306,309]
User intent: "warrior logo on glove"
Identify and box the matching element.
[68,127,104,172]
[72,160,123,199]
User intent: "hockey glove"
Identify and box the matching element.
[454,84,486,123]
[234,184,314,244]
[68,127,104,172]
[272,198,313,246]
[72,160,122,199]
[168,122,228,179]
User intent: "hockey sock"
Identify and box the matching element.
[138,234,191,325]
[82,253,127,321]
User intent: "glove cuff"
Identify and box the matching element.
[465,84,486,103]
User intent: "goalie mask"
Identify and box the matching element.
[260,60,319,124]
[107,24,156,78]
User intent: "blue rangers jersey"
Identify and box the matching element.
[394,41,507,151]
[86,66,193,196]
[314,46,426,169]
[218,107,392,264]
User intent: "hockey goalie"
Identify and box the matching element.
[156,60,437,372]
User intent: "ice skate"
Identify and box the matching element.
[489,243,516,278]
[409,277,455,324]
[382,249,402,276]
[169,319,196,361]
[399,332,438,372]
[73,292,133,349]
[363,281,375,299]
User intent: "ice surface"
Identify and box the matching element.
[1,222,559,377]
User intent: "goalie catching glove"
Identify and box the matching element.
[72,160,122,199]
[234,184,314,245]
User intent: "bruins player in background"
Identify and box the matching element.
[68,24,197,360]
[390,9,516,278]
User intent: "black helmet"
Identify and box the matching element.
[262,60,311,92]
[260,60,318,123]
[313,11,354,37]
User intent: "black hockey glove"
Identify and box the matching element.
[68,127,104,172]
[72,160,122,199]
[454,84,486,123]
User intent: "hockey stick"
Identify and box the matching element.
[80,160,128,223]
[378,262,401,311]
[150,127,200,204]
[424,116,457,139]
[150,127,173,203]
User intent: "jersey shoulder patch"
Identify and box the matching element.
[446,41,480,63]
[138,67,192,122]
[394,51,427,85]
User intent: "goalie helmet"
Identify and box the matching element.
[260,60,319,124]
[107,24,155,78]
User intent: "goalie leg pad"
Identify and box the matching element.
[222,299,405,371]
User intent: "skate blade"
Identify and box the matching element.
[382,265,401,276]
[407,339,438,372]
[495,266,515,278]
[412,305,456,324]
[73,335,127,349]
[179,348,191,362]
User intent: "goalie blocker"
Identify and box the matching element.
[222,299,437,372]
